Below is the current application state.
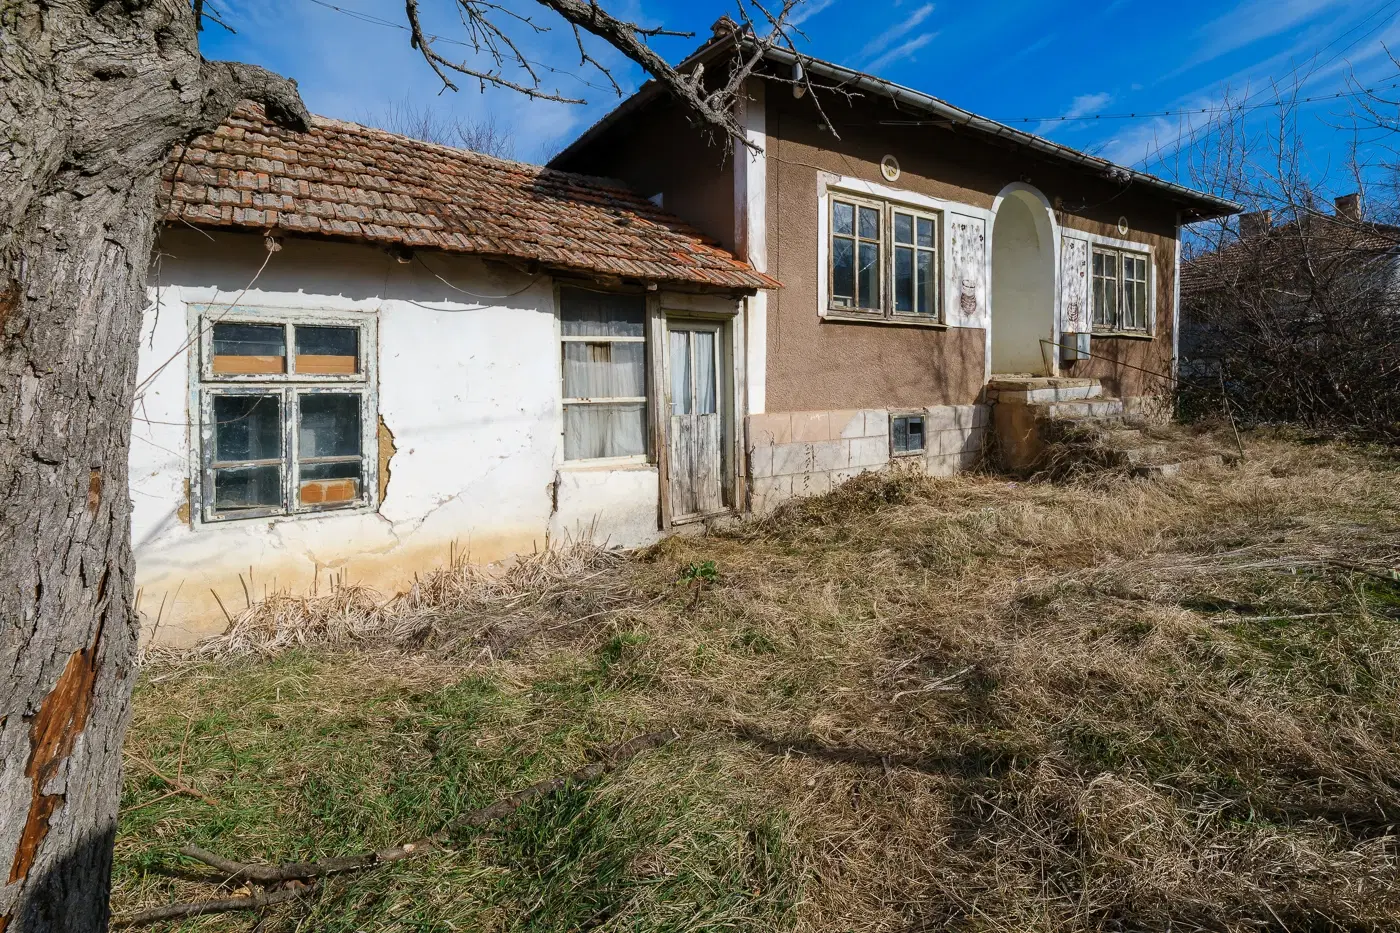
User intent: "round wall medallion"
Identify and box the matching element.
[880,155,901,182]
[1117,216,1130,235]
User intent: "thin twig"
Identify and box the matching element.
[125,753,220,808]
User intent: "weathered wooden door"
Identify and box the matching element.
[667,322,726,521]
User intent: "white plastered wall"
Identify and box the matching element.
[133,230,668,646]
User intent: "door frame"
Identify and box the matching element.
[651,301,742,529]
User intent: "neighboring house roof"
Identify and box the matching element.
[161,103,778,291]
[549,33,1241,222]
[1181,213,1400,295]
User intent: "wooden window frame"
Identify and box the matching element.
[192,308,378,524]
[826,193,943,324]
[1090,245,1152,336]
[558,289,650,466]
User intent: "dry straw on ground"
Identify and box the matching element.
[126,433,1400,932]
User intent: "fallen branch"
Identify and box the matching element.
[125,752,220,808]
[112,886,306,929]
[180,730,678,886]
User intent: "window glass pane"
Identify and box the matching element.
[831,236,855,306]
[858,241,880,309]
[693,331,717,415]
[833,201,854,235]
[916,217,935,248]
[213,394,281,462]
[563,403,646,460]
[892,415,926,453]
[894,246,914,313]
[299,461,362,507]
[212,323,285,375]
[299,393,361,459]
[916,250,936,315]
[213,464,281,513]
[295,325,359,375]
[1134,281,1149,329]
[858,206,880,240]
[894,212,914,245]
[559,288,645,337]
[1105,278,1119,329]
[670,331,691,415]
[563,341,645,399]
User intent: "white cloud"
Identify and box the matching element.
[858,3,935,61]
[1035,91,1113,136]
[788,0,841,29]
[864,31,938,73]
[1172,0,1351,76]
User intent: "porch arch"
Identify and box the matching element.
[989,183,1058,375]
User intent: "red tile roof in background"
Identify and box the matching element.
[162,104,776,291]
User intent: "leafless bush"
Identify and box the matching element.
[1178,83,1400,441]
[363,97,516,159]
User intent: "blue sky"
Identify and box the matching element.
[202,0,1400,195]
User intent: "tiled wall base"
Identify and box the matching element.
[748,405,990,514]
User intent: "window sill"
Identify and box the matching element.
[822,310,948,330]
[1091,331,1156,341]
[559,456,655,473]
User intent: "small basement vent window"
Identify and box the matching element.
[196,311,376,522]
[891,413,926,455]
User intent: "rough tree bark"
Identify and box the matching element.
[0,2,307,930]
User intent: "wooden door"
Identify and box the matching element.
[667,323,725,521]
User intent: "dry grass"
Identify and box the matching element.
[120,432,1400,932]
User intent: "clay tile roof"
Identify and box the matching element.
[162,104,777,292]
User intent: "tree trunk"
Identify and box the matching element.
[0,3,306,930]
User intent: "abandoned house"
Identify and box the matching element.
[1180,193,1400,366]
[133,27,1237,645]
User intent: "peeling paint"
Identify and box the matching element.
[7,623,102,885]
[377,416,396,505]
[132,232,677,644]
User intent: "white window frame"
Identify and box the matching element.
[558,287,650,466]
[1088,242,1155,336]
[190,305,379,524]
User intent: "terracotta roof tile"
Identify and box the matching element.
[163,104,777,292]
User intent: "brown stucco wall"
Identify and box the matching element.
[550,97,737,253]
[763,82,1182,410]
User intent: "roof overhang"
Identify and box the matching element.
[551,38,1241,222]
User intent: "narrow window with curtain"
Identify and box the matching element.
[560,287,648,461]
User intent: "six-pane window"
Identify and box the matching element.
[559,287,648,461]
[200,317,372,521]
[829,195,940,320]
[1091,247,1151,333]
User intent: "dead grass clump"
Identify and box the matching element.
[163,541,643,661]
[118,433,1400,932]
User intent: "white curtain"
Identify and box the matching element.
[562,341,645,399]
[693,331,717,415]
[563,403,646,460]
[670,331,690,415]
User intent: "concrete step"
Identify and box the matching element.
[988,376,1103,405]
[1032,398,1124,421]
[996,384,1104,404]
[1130,454,1226,479]
[1107,444,1169,466]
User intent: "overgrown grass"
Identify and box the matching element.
[117,433,1400,931]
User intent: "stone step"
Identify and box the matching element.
[1032,398,1125,421]
[1130,454,1226,479]
[995,383,1104,404]
[1107,444,1169,466]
